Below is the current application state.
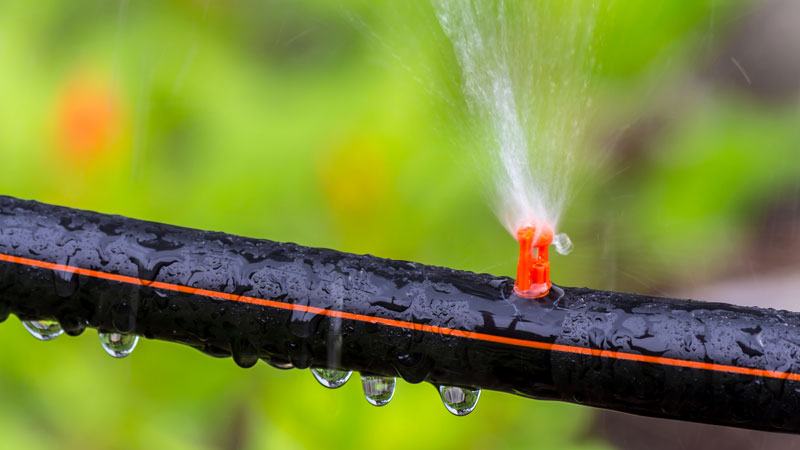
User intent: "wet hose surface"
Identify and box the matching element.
[1,195,800,432]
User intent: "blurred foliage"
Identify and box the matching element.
[2,0,799,448]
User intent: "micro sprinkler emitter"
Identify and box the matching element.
[514,222,554,298]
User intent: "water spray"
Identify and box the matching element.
[433,0,586,302]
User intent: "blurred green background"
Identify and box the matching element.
[2,0,800,448]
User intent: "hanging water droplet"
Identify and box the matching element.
[553,232,574,255]
[438,385,481,416]
[22,319,63,341]
[311,368,352,389]
[361,375,396,407]
[98,332,138,358]
[267,360,294,370]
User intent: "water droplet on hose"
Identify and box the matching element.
[361,375,396,406]
[22,320,63,341]
[311,368,352,389]
[438,385,481,416]
[553,232,574,255]
[99,332,138,358]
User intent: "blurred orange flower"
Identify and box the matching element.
[55,71,122,164]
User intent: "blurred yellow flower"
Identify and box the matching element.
[317,136,390,222]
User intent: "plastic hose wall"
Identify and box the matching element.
[1,195,800,433]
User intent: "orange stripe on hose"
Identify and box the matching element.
[2,252,799,381]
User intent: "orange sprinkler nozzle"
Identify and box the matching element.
[514,224,554,299]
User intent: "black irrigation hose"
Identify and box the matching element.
[2,195,800,433]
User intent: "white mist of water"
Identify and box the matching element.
[433,0,597,238]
